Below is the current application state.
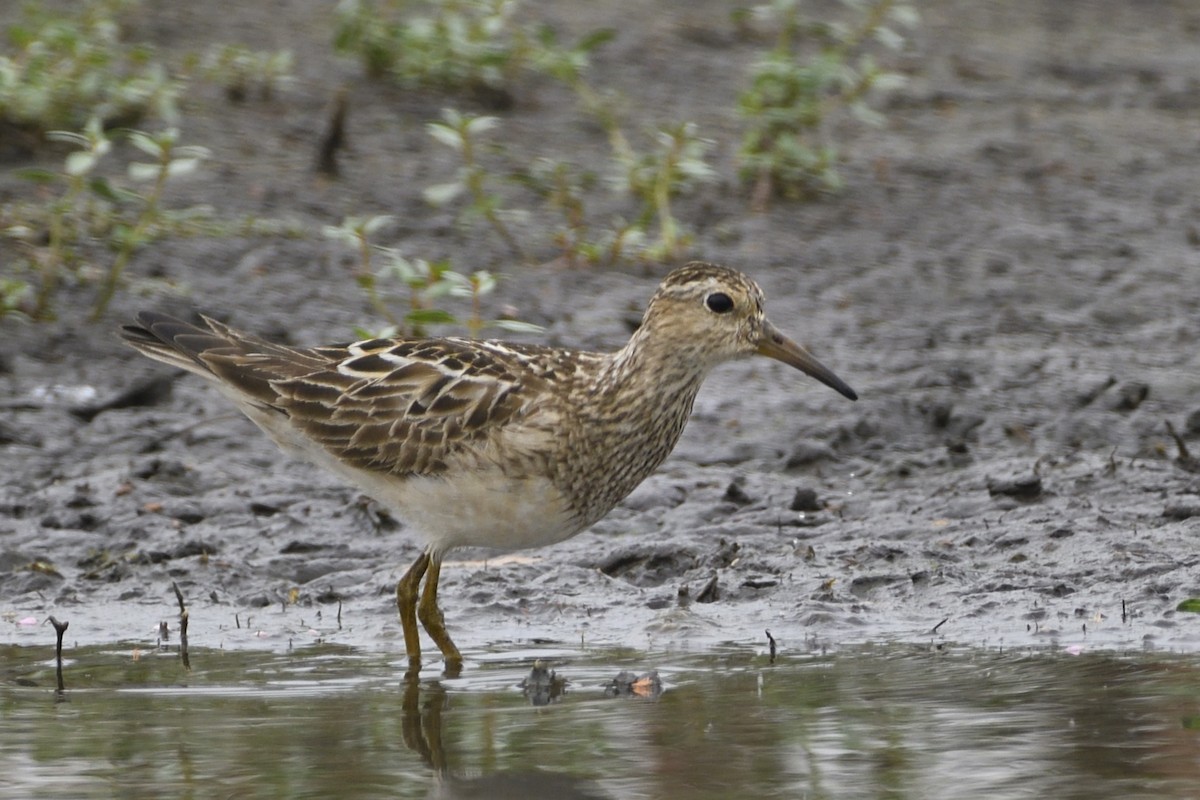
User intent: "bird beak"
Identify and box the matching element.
[756,322,858,401]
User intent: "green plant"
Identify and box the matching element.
[531,27,715,263]
[0,0,179,133]
[322,214,397,323]
[424,109,525,260]
[8,119,211,320]
[14,116,112,319]
[0,278,32,320]
[738,0,915,204]
[616,122,715,262]
[91,127,211,318]
[332,0,527,92]
[324,215,541,338]
[196,44,294,103]
[514,157,594,267]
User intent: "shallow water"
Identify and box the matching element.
[2,641,1199,799]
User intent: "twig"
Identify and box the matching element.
[46,616,69,694]
[932,617,948,634]
[765,629,777,663]
[315,87,348,177]
[172,581,191,670]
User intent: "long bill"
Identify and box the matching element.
[757,322,858,401]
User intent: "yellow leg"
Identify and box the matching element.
[417,552,463,670]
[397,550,430,665]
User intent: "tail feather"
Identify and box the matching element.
[120,311,225,377]
[120,311,331,406]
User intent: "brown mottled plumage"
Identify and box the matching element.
[121,262,856,670]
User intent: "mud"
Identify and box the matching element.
[2,0,1200,660]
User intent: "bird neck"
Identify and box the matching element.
[603,323,710,404]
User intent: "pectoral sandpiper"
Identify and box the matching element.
[122,262,856,669]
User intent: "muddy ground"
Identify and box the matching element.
[2,0,1199,663]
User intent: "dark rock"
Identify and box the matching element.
[987,474,1043,500]
[1164,505,1200,520]
[722,479,753,506]
[789,487,821,512]
[1110,381,1149,412]
[172,540,217,559]
[281,540,328,554]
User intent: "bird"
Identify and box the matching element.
[121,261,857,670]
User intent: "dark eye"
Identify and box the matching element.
[705,292,734,314]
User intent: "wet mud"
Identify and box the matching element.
[2,0,1200,659]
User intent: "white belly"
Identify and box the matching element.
[237,397,581,553]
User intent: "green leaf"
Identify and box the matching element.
[464,115,499,136]
[426,122,463,151]
[127,131,163,158]
[1177,599,1200,613]
[165,157,205,178]
[491,319,544,334]
[65,151,99,176]
[362,214,394,236]
[88,176,123,202]
[14,168,59,184]
[578,28,616,52]
[405,308,457,326]
[423,181,464,206]
[128,161,162,181]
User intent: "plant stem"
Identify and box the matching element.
[90,158,170,320]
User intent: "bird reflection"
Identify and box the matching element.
[400,670,607,799]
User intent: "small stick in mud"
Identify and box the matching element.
[1122,599,1127,624]
[765,630,777,663]
[46,616,69,694]
[315,86,348,177]
[932,617,948,634]
[172,581,191,671]
[337,600,343,628]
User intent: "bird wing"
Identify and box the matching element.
[122,313,551,477]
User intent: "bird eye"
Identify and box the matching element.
[705,292,734,314]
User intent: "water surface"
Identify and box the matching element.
[2,642,1198,798]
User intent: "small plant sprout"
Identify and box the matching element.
[377,252,460,338]
[529,26,626,159]
[616,122,715,263]
[515,157,595,267]
[0,0,180,133]
[424,109,525,260]
[197,44,294,102]
[91,128,211,319]
[332,0,527,94]
[738,0,916,206]
[26,117,113,319]
[327,241,542,340]
[447,269,543,338]
[323,214,397,326]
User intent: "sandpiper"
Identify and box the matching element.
[122,262,856,669]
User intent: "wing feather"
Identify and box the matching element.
[123,313,559,478]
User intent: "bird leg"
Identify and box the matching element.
[417,552,463,670]
[397,549,430,665]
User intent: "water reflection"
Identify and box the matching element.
[0,642,1197,798]
[402,674,608,798]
